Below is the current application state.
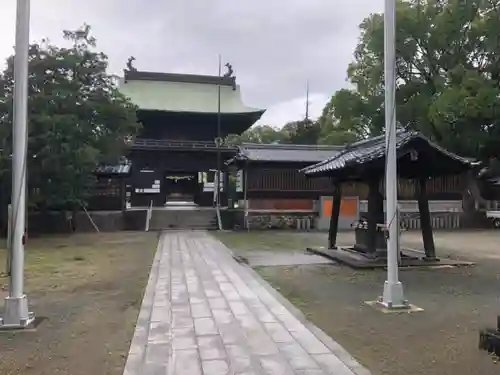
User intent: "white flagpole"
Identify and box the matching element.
[215,55,223,230]
[380,0,406,308]
[1,0,35,328]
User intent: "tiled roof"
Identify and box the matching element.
[95,164,131,175]
[119,71,265,115]
[124,70,236,87]
[232,143,343,164]
[302,130,475,176]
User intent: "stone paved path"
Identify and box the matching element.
[123,231,370,375]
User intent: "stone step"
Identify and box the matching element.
[149,209,217,230]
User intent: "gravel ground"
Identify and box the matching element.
[0,231,158,375]
[246,230,500,375]
[214,229,500,261]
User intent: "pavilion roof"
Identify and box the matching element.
[227,143,343,165]
[301,130,476,179]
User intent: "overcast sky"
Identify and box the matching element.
[0,0,383,127]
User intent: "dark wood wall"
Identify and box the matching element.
[136,110,253,141]
[244,165,466,200]
[247,168,331,193]
[129,149,234,172]
[87,176,125,211]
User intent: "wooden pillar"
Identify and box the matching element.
[120,177,126,212]
[243,162,249,230]
[367,178,381,254]
[221,167,228,207]
[417,177,437,259]
[328,181,342,249]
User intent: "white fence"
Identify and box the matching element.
[359,200,463,213]
[401,213,462,230]
[359,200,463,230]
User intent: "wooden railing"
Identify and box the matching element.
[132,138,237,151]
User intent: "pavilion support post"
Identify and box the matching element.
[221,167,228,208]
[328,182,342,249]
[243,162,249,231]
[367,178,380,255]
[417,177,437,260]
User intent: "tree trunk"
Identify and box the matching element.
[464,170,486,212]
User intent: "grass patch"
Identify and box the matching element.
[213,231,325,254]
[0,231,158,375]
[255,265,313,317]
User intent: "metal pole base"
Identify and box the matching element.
[0,295,35,329]
[478,315,500,356]
[379,280,408,309]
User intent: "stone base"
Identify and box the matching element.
[479,328,500,356]
[479,316,500,357]
[306,246,474,269]
[365,300,423,314]
[247,213,316,230]
[0,295,35,329]
[380,281,407,309]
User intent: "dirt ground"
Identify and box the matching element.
[0,231,158,375]
[216,229,500,375]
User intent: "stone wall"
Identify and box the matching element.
[19,210,146,236]
[246,212,316,230]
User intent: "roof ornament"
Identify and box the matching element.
[223,63,234,78]
[223,62,237,90]
[125,56,137,73]
[124,135,133,145]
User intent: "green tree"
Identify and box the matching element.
[0,25,139,211]
[229,121,323,145]
[229,125,288,144]
[317,90,368,145]
[324,0,500,159]
[281,119,321,144]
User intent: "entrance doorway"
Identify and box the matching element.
[164,172,198,204]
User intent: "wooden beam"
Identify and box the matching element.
[367,178,381,254]
[328,181,342,249]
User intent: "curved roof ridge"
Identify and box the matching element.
[240,142,343,150]
[228,142,343,164]
[124,70,236,87]
[301,130,476,177]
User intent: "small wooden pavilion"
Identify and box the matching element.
[302,130,475,261]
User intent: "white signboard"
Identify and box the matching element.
[236,170,243,192]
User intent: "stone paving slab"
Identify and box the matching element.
[123,231,371,375]
[240,251,335,267]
